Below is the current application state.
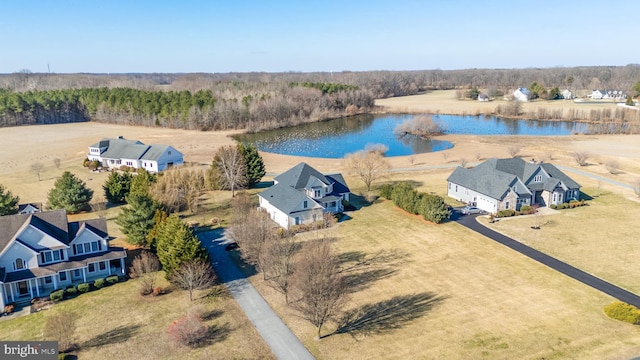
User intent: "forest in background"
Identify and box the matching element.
[0,65,638,130]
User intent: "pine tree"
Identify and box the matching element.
[0,184,19,216]
[47,171,93,213]
[129,169,157,198]
[103,171,132,204]
[238,143,265,187]
[155,216,209,278]
[115,193,159,246]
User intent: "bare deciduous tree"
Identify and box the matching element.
[572,151,590,166]
[633,178,640,198]
[208,145,246,197]
[44,312,76,353]
[171,260,217,301]
[130,251,161,296]
[507,145,522,158]
[442,152,449,163]
[31,162,44,181]
[230,194,275,275]
[291,239,348,339]
[90,194,108,218]
[605,160,620,174]
[474,152,482,162]
[344,149,390,192]
[459,157,468,168]
[393,115,444,138]
[263,233,297,303]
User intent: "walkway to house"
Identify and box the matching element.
[454,213,640,308]
[198,229,315,360]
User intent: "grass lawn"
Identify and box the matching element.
[0,274,273,360]
[480,187,640,294]
[247,192,640,359]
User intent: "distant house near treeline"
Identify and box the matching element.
[561,89,573,100]
[589,90,627,100]
[478,93,490,102]
[513,88,531,102]
[87,136,184,173]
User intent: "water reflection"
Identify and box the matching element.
[234,114,587,158]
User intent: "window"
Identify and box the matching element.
[15,258,25,270]
[513,185,517,192]
[44,252,52,263]
[455,185,458,192]
[88,263,95,273]
[84,243,91,253]
[73,269,81,277]
[59,272,67,281]
[99,262,106,271]
[314,190,321,198]
[53,250,61,261]
[45,276,52,284]
[303,200,308,209]
[330,201,336,208]
[534,175,542,182]
[91,242,99,252]
[505,201,510,209]
[75,244,84,255]
[168,151,172,155]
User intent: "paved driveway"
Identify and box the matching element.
[454,212,640,308]
[198,229,315,360]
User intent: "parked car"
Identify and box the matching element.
[224,242,239,251]
[461,206,482,215]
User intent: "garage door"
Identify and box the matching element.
[477,196,495,213]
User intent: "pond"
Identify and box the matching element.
[234,114,589,158]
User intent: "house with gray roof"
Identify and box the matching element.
[447,158,580,213]
[0,209,126,309]
[513,88,531,102]
[258,162,351,229]
[88,136,183,173]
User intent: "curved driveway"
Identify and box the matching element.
[455,213,640,308]
[198,229,315,360]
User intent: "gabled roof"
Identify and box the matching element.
[274,162,330,189]
[101,141,150,160]
[259,183,321,215]
[0,210,109,255]
[515,88,530,95]
[326,173,350,194]
[18,203,42,214]
[140,144,172,161]
[447,158,579,200]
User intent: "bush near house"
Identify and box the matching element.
[379,182,450,223]
[496,209,517,218]
[604,302,640,324]
[77,283,91,293]
[106,275,119,285]
[49,290,64,302]
[65,286,78,297]
[550,200,586,210]
[94,278,105,289]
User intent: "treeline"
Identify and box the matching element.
[0,84,374,130]
[2,65,639,98]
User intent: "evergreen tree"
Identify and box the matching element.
[147,208,169,252]
[129,169,157,198]
[115,193,159,246]
[0,184,19,216]
[47,171,93,213]
[238,143,265,187]
[103,171,132,204]
[155,216,209,278]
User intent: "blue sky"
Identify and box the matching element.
[2,0,638,73]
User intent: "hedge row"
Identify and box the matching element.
[49,276,119,302]
[550,199,586,210]
[379,182,451,223]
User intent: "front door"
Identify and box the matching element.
[17,281,29,296]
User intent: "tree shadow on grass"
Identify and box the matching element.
[81,324,142,348]
[201,309,224,321]
[195,322,231,348]
[342,268,398,293]
[333,292,446,337]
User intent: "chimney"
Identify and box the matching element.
[117,136,124,139]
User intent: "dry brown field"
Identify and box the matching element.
[2,92,640,359]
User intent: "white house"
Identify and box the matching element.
[590,89,627,100]
[447,158,581,213]
[88,136,184,173]
[513,88,531,102]
[0,210,126,309]
[258,162,351,229]
[561,89,573,100]
[478,93,490,102]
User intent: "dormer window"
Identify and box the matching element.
[314,190,321,198]
[41,249,64,264]
[74,241,102,255]
[14,258,25,270]
[513,185,517,192]
[534,175,542,182]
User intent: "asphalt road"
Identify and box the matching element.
[198,229,315,360]
[454,212,640,308]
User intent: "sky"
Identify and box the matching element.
[1,0,639,74]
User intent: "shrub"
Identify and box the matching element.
[94,278,105,289]
[550,204,557,209]
[379,183,394,199]
[65,286,77,296]
[153,287,163,296]
[168,314,208,347]
[604,301,640,324]
[496,209,517,218]
[519,205,533,214]
[106,275,119,285]
[4,304,15,314]
[50,290,65,302]
[77,283,90,293]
